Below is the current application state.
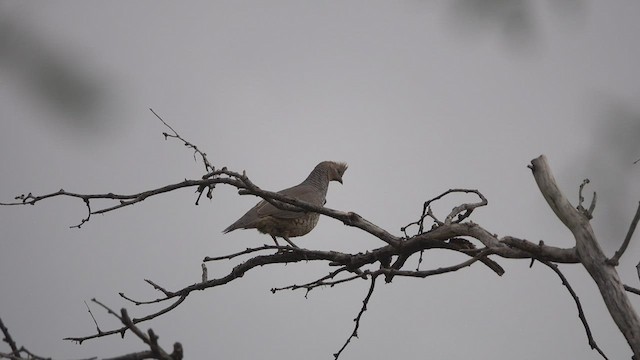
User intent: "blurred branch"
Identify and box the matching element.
[0,12,107,125]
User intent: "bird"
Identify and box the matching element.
[223,161,348,248]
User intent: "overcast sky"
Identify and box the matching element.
[1,1,640,359]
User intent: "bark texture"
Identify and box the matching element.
[531,155,640,357]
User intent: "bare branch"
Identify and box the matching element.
[0,176,242,227]
[401,188,488,237]
[0,318,19,357]
[271,267,363,298]
[530,155,640,357]
[237,185,401,247]
[83,300,102,335]
[577,179,596,219]
[1,168,401,248]
[71,300,182,360]
[151,108,214,173]
[538,261,608,360]
[0,317,97,360]
[624,285,640,296]
[376,248,494,279]
[68,231,512,344]
[444,189,488,224]
[65,296,187,343]
[201,264,208,283]
[5,113,633,359]
[71,216,595,345]
[529,157,591,231]
[607,201,640,266]
[334,273,378,359]
[500,236,578,263]
[120,309,174,360]
[203,245,287,261]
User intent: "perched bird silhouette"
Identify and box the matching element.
[223,161,348,248]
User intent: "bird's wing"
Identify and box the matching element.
[255,184,325,219]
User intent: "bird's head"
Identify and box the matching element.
[325,161,348,184]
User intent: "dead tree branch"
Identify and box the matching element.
[333,273,378,360]
[64,221,584,346]
[150,108,214,174]
[0,318,19,359]
[608,201,640,266]
[85,299,183,360]
[3,113,638,359]
[530,155,640,357]
[0,317,97,360]
[401,188,487,236]
[538,260,608,359]
[624,285,640,296]
[577,178,597,219]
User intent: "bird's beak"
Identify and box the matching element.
[337,177,343,184]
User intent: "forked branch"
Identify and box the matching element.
[530,155,640,357]
[3,112,636,359]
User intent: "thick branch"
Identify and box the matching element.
[530,154,640,357]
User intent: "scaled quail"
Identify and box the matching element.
[223,161,348,248]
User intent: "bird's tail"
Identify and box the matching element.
[222,218,247,234]
[222,223,239,234]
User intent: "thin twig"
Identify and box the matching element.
[203,245,285,261]
[94,302,181,360]
[378,248,493,279]
[539,261,608,360]
[333,273,378,359]
[577,179,596,220]
[624,285,640,296]
[0,176,243,228]
[271,268,363,298]
[84,300,101,334]
[0,317,97,360]
[0,318,19,356]
[150,108,214,173]
[65,296,187,343]
[607,201,640,266]
[401,189,488,236]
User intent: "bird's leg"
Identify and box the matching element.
[270,235,281,247]
[282,236,300,248]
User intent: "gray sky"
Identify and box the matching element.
[1,1,640,359]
